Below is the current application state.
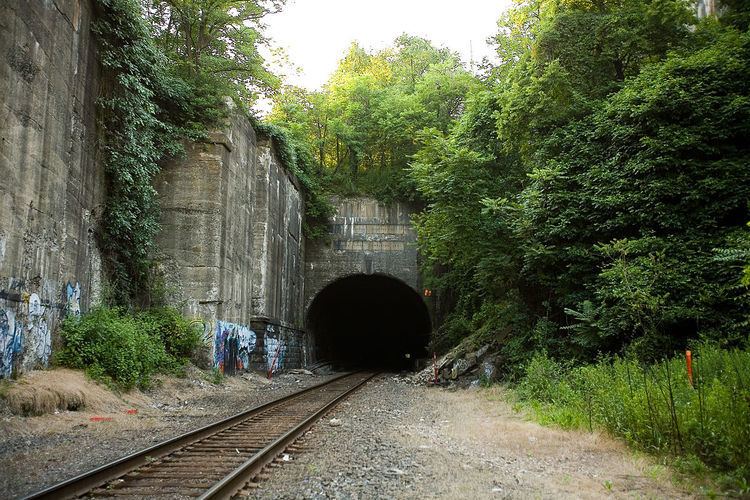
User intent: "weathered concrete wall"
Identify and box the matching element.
[303,197,422,316]
[155,114,307,374]
[695,0,717,18]
[0,0,102,378]
[0,2,425,379]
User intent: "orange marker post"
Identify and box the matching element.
[686,350,693,387]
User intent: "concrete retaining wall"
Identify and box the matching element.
[0,0,309,377]
[0,0,103,378]
[155,114,308,374]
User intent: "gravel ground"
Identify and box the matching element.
[251,375,691,499]
[0,368,337,499]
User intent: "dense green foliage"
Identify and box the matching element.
[56,307,202,390]
[391,1,750,488]
[94,0,205,305]
[409,0,750,367]
[516,346,750,491]
[141,0,284,110]
[139,307,204,364]
[269,36,479,202]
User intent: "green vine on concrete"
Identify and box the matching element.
[92,0,328,305]
[93,0,203,305]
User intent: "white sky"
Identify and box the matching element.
[262,0,512,91]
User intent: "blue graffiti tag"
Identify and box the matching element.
[265,333,286,373]
[65,281,81,317]
[214,321,257,373]
[0,309,23,378]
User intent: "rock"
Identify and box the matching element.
[329,418,342,427]
[475,344,490,359]
[386,468,406,476]
[465,353,478,369]
[481,360,498,382]
[289,369,314,375]
[451,358,471,379]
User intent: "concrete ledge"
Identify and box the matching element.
[204,132,234,152]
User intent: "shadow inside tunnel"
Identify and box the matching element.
[306,274,431,371]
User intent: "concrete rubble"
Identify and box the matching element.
[410,341,501,386]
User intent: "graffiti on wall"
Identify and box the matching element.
[0,279,81,378]
[265,324,287,374]
[214,321,257,374]
[65,281,81,317]
[27,293,51,366]
[0,309,22,378]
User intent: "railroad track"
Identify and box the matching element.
[27,371,376,499]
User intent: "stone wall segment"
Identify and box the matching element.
[0,0,103,378]
[303,197,422,316]
[155,114,307,374]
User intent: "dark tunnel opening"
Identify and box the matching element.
[307,274,431,371]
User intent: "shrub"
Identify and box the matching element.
[139,307,202,364]
[56,306,201,390]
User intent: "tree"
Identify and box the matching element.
[142,0,283,108]
[410,0,750,369]
[269,36,478,202]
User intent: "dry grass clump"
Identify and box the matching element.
[2,369,122,416]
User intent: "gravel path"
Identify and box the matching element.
[251,376,691,499]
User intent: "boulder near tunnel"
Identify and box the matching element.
[306,274,431,370]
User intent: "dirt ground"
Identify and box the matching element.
[0,370,694,499]
[0,367,337,498]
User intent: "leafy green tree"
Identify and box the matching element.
[411,0,750,368]
[270,36,477,202]
[142,0,283,109]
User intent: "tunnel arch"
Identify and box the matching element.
[306,273,431,370]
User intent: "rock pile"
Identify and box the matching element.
[411,342,501,386]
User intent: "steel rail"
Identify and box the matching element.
[25,371,374,499]
[199,372,375,499]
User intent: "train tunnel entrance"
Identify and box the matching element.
[306,274,431,370]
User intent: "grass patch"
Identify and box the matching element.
[205,367,225,385]
[512,344,750,495]
[0,379,11,399]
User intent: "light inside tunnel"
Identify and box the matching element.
[306,274,431,370]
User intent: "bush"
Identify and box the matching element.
[514,345,750,491]
[138,307,202,364]
[56,306,201,390]
[516,352,587,429]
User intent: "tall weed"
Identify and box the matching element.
[516,345,750,489]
